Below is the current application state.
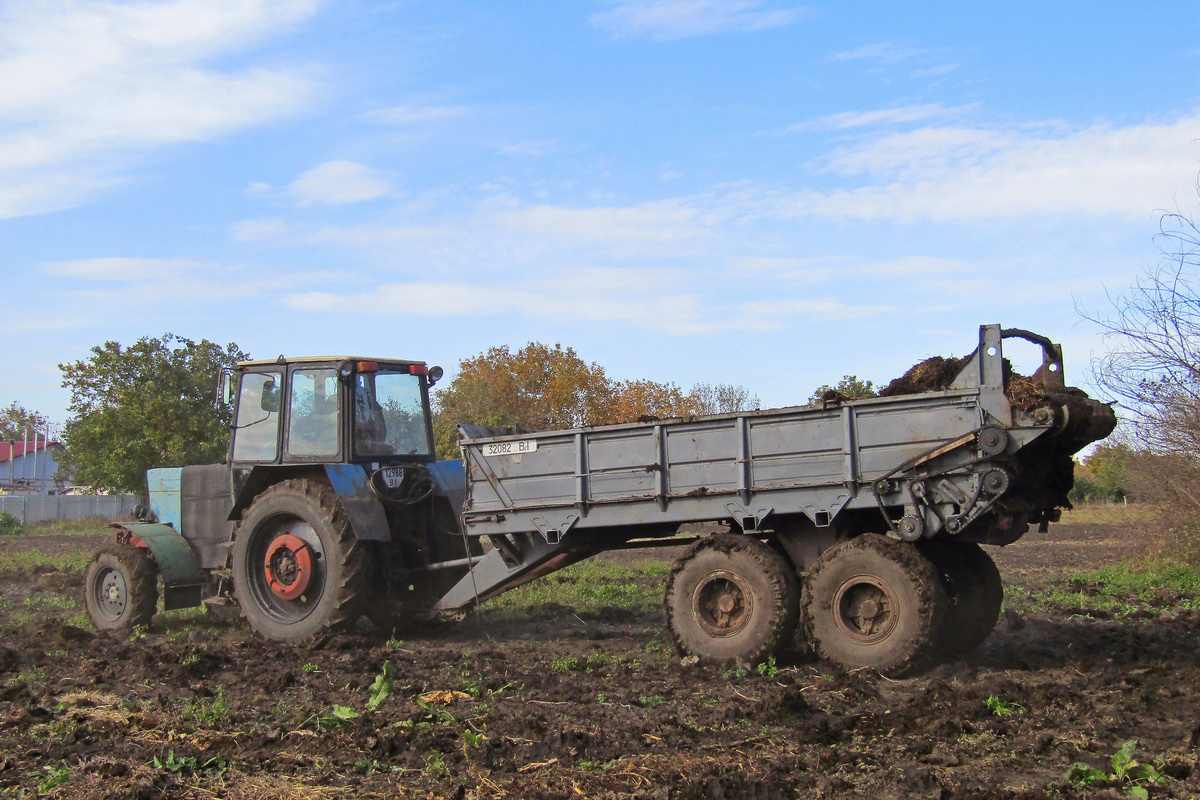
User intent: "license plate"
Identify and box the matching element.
[380,467,405,489]
[483,439,538,457]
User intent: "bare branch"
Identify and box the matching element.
[1083,205,1200,456]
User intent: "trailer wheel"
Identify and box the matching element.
[84,544,158,633]
[919,540,1003,657]
[665,534,798,666]
[232,478,369,642]
[802,533,947,677]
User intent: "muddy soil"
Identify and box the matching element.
[0,519,1198,799]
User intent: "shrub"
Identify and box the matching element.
[0,511,22,537]
[1120,451,1200,564]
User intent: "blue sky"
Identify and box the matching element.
[4,0,1199,429]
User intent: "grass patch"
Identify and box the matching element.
[160,607,229,639]
[183,687,231,726]
[0,550,92,573]
[1076,562,1200,596]
[21,518,114,536]
[1012,561,1200,619]
[63,611,92,629]
[1058,503,1155,526]
[23,595,77,611]
[485,558,670,615]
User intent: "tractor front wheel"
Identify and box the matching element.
[232,479,368,642]
[84,544,158,633]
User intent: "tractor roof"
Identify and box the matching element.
[236,356,426,368]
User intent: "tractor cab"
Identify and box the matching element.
[226,356,442,468]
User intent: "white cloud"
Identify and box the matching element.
[233,217,452,247]
[44,256,196,281]
[498,140,562,157]
[783,112,1200,222]
[858,256,965,276]
[734,255,964,282]
[493,199,719,246]
[234,217,293,242]
[41,256,338,322]
[793,103,979,132]
[592,0,805,40]
[289,283,533,315]
[830,41,925,65]
[284,279,770,335]
[281,261,900,335]
[740,297,893,320]
[366,105,469,125]
[0,0,320,218]
[912,63,959,79]
[235,109,1199,276]
[285,161,391,206]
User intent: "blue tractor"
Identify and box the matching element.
[83,355,474,641]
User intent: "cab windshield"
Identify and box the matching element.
[353,371,432,457]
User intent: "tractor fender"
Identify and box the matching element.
[322,464,389,541]
[428,459,467,512]
[110,522,206,610]
[229,464,390,541]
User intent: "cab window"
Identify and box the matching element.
[354,372,431,457]
[288,368,340,457]
[232,371,282,462]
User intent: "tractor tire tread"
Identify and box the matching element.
[919,540,1003,657]
[802,533,947,678]
[665,533,798,666]
[233,477,369,641]
[84,543,158,633]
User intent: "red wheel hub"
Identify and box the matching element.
[264,534,314,600]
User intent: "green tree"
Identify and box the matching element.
[59,334,248,493]
[1069,444,1131,503]
[0,403,50,441]
[808,375,878,405]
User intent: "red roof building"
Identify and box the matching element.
[0,440,68,494]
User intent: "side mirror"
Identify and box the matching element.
[216,369,234,407]
[428,365,444,386]
[260,379,280,413]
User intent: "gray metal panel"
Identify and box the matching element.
[456,324,1080,543]
[180,464,235,570]
[459,392,978,537]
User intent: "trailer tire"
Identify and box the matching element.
[802,533,947,677]
[919,540,1003,657]
[665,534,798,666]
[84,544,158,633]
[232,478,369,642]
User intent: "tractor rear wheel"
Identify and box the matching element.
[919,540,1003,657]
[665,534,798,666]
[802,534,948,677]
[84,544,158,633]
[232,478,369,642]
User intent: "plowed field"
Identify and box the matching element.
[0,510,1198,799]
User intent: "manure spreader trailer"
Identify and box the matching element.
[85,324,1115,676]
